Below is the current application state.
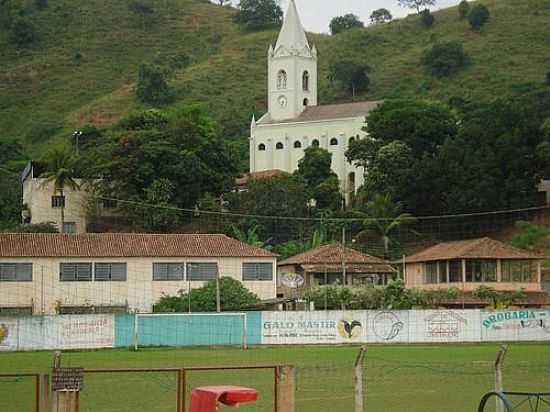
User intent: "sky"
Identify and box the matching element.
[276,0,466,33]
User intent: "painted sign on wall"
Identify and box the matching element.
[481,310,550,341]
[0,319,19,351]
[408,310,481,343]
[367,311,409,343]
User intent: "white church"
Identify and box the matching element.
[249,0,381,202]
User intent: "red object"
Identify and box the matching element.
[189,385,258,411]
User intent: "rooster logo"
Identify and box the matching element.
[0,324,9,345]
[337,319,362,339]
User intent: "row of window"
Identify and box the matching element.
[51,196,117,210]
[0,262,274,282]
[424,260,538,284]
[276,70,310,91]
[258,136,358,152]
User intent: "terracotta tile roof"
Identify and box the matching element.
[235,169,290,186]
[279,243,389,266]
[261,101,383,124]
[0,233,276,258]
[405,237,541,263]
[301,263,395,274]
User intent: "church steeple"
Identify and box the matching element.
[274,0,309,56]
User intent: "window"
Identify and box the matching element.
[51,195,65,208]
[60,263,92,281]
[424,262,438,284]
[277,70,287,90]
[102,199,118,209]
[243,263,273,281]
[465,260,497,282]
[312,139,320,147]
[448,260,462,283]
[187,262,218,281]
[302,71,310,91]
[153,263,185,281]
[0,263,32,282]
[0,306,33,316]
[303,98,309,106]
[276,142,284,150]
[438,261,448,283]
[349,137,355,145]
[293,140,302,148]
[258,144,266,151]
[63,222,76,234]
[330,138,338,146]
[95,263,127,281]
[501,260,537,283]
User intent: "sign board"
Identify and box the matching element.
[52,368,84,391]
[408,310,481,343]
[280,273,305,289]
[0,319,19,351]
[367,311,409,343]
[481,310,550,342]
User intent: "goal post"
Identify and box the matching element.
[133,312,248,350]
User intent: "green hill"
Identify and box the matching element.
[1,0,550,157]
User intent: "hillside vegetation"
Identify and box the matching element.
[1,0,550,156]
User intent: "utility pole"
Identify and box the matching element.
[216,267,221,313]
[341,226,347,286]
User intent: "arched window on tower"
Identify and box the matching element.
[302,71,310,91]
[294,140,302,148]
[312,139,320,147]
[277,70,287,90]
[258,144,266,151]
[330,138,338,146]
[276,142,284,150]
[303,98,309,107]
[349,137,355,145]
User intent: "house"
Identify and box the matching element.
[277,244,396,298]
[249,0,381,204]
[404,237,547,307]
[0,233,277,315]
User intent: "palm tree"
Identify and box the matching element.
[358,193,416,259]
[231,224,272,250]
[40,147,80,233]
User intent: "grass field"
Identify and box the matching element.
[0,343,549,412]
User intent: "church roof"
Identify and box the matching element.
[259,101,383,125]
[274,0,309,55]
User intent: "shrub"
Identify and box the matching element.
[329,14,364,35]
[546,70,550,85]
[234,0,283,31]
[458,0,470,19]
[420,9,434,28]
[136,63,171,105]
[469,4,490,30]
[11,17,36,46]
[423,41,469,77]
[35,0,48,9]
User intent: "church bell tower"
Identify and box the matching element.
[267,0,318,122]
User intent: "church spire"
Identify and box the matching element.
[274,0,309,55]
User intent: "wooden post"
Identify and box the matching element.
[354,346,367,412]
[52,352,61,412]
[177,369,186,412]
[276,366,295,412]
[57,391,79,412]
[495,345,508,412]
[41,374,50,412]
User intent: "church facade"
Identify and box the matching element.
[249,0,381,201]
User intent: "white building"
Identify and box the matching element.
[249,0,381,201]
[0,233,277,315]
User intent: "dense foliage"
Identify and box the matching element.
[458,0,470,19]
[472,285,527,309]
[469,4,490,30]
[420,9,435,28]
[398,0,436,14]
[369,9,392,25]
[423,41,469,77]
[136,63,171,105]
[234,0,282,31]
[329,14,364,35]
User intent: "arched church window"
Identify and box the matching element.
[258,144,266,151]
[349,137,355,145]
[312,139,320,147]
[303,98,309,107]
[294,140,302,148]
[276,142,284,150]
[302,71,310,91]
[277,70,287,90]
[330,138,338,146]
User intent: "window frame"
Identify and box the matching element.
[330,138,338,146]
[311,139,320,147]
[302,70,310,91]
[187,262,218,281]
[242,262,273,281]
[501,260,537,283]
[258,143,266,151]
[51,195,66,208]
[465,259,497,283]
[59,263,93,282]
[424,262,438,284]
[152,262,186,281]
[293,140,302,149]
[0,263,33,282]
[275,142,284,150]
[94,263,127,282]
[277,70,287,90]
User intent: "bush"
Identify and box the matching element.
[136,63,171,105]
[329,14,364,35]
[458,0,470,19]
[234,0,283,31]
[4,223,58,233]
[35,0,48,9]
[423,41,469,77]
[546,70,550,85]
[469,4,490,30]
[420,9,434,28]
[11,17,36,46]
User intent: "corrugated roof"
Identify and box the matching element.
[279,243,389,266]
[261,101,382,125]
[235,169,290,186]
[405,237,540,263]
[0,233,276,258]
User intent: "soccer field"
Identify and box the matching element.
[0,343,549,412]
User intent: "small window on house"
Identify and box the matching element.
[277,70,287,90]
[424,262,438,284]
[243,263,273,281]
[187,262,218,281]
[448,260,462,283]
[60,263,92,281]
[63,222,76,234]
[438,261,448,283]
[95,263,127,281]
[258,144,266,151]
[330,138,338,146]
[102,199,118,209]
[302,71,310,91]
[0,263,32,282]
[276,142,284,150]
[465,260,497,282]
[501,260,536,282]
[0,306,33,316]
[312,139,320,147]
[294,140,302,148]
[51,195,65,208]
[153,263,185,281]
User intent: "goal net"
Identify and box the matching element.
[133,313,248,350]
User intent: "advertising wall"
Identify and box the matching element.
[481,309,550,342]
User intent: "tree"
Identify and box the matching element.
[11,17,36,47]
[422,41,469,77]
[141,178,180,231]
[468,4,490,30]
[473,285,526,309]
[234,0,283,31]
[128,0,155,29]
[231,224,272,249]
[3,223,58,233]
[398,0,436,14]
[136,63,171,105]
[420,9,434,28]
[458,0,470,19]
[546,70,550,85]
[40,147,80,233]
[358,194,416,259]
[275,228,327,259]
[35,0,48,9]
[154,277,259,312]
[329,14,364,35]
[328,60,370,97]
[511,221,549,250]
[370,8,392,25]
